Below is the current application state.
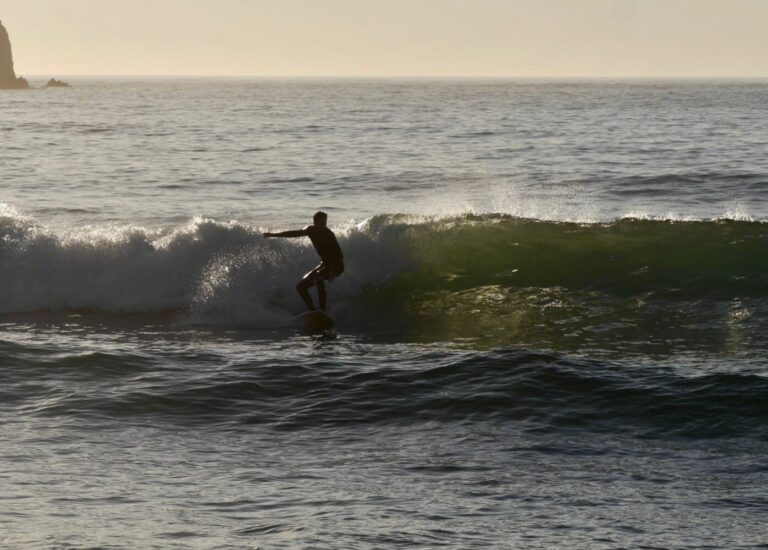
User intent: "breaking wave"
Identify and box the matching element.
[1,205,767,327]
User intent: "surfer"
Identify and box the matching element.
[263,211,344,311]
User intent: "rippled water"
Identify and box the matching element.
[5,78,768,226]
[2,79,768,548]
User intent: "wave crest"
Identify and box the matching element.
[2,209,767,325]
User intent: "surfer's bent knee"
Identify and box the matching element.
[297,278,310,291]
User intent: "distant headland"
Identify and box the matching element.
[1,20,69,89]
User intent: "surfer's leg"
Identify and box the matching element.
[297,266,322,311]
[296,280,315,310]
[317,280,327,311]
[316,263,336,311]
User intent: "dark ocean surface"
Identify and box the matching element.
[2,79,768,548]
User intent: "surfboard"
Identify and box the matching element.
[296,310,335,332]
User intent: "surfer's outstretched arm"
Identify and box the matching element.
[263,229,307,238]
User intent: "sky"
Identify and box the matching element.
[1,0,767,77]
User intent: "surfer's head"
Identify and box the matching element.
[313,211,328,227]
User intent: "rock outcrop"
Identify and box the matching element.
[0,20,30,89]
[45,78,70,88]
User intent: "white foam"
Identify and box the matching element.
[0,208,416,325]
[718,204,755,222]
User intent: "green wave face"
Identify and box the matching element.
[355,216,768,353]
[381,215,768,296]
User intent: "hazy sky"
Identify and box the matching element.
[2,0,767,77]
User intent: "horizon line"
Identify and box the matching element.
[17,73,768,80]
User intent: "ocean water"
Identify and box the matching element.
[2,78,768,549]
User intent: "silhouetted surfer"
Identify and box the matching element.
[264,211,344,311]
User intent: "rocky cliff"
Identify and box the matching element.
[0,20,30,89]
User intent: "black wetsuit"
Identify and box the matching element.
[270,223,344,310]
[289,225,342,311]
[300,225,345,280]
